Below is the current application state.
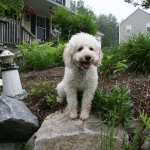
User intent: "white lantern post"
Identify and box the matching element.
[0,47,27,99]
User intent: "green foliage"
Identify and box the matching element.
[96,14,119,47]
[46,94,58,108]
[93,86,133,126]
[52,6,98,41]
[0,0,23,19]
[101,32,150,74]
[29,81,58,109]
[127,131,141,150]
[119,32,150,72]
[125,0,150,9]
[140,112,150,128]
[114,60,128,73]
[17,42,65,71]
[0,2,6,15]
[100,46,126,75]
[140,112,150,143]
[70,0,95,16]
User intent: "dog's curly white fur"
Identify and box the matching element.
[56,32,103,120]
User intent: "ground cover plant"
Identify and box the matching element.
[29,81,59,109]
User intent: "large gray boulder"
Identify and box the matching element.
[0,94,39,140]
[26,108,129,150]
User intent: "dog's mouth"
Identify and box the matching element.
[81,62,91,69]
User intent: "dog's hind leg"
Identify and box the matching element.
[56,81,66,103]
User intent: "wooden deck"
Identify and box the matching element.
[0,16,35,52]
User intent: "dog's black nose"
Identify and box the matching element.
[85,55,91,61]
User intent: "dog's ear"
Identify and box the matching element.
[63,44,73,68]
[94,48,103,67]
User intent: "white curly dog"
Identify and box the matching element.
[56,32,103,120]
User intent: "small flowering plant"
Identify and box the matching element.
[22,5,36,16]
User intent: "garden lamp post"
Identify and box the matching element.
[0,47,27,99]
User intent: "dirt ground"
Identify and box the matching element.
[20,67,150,125]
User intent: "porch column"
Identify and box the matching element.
[49,7,53,42]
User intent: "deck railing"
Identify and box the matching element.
[0,17,35,46]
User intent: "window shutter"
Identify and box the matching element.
[63,0,66,6]
[31,14,36,35]
[46,18,49,42]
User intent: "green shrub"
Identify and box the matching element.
[92,86,133,126]
[119,32,150,72]
[17,42,65,71]
[29,81,58,109]
[100,46,126,75]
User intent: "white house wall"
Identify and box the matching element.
[119,8,150,43]
[24,15,31,32]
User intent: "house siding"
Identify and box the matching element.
[119,8,150,43]
[24,16,31,32]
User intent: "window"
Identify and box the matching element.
[52,0,65,5]
[126,25,131,34]
[56,0,62,4]
[146,23,150,31]
[37,16,46,40]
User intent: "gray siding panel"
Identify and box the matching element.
[119,9,150,43]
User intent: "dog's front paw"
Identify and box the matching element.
[69,112,78,119]
[80,112,89,120]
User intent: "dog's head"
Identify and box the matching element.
[63,32,103,70]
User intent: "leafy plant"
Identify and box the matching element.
[114,60,128,73]
[0,0,23,19]
[140,113,150,145]
[127,130,141,150]
[119,32,150,72]
[29,81,58,109]
[100,46,124,75]
[140,112,150,128]
[17,42,65,71]
[92,86,133,126]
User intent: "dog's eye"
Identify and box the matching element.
[78,47,83,51]
[89,47,94,51]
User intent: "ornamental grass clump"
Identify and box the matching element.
[119,32,150,72]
